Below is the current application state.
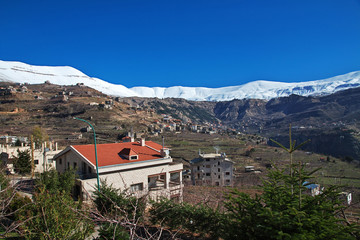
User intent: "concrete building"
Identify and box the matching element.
[0,142,61,174]
[53,140,183,202]
[190,152,233,186]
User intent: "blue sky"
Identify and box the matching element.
[1,0,360,88]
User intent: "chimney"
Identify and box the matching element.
[55,142,58,151]
[141,138,145,146]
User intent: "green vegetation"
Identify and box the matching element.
[13,149,31,174]
[36,168,76,194]
[93,180,146,239]
[151,163,359,239]
[19,189,94,240]
[150,199,226,239]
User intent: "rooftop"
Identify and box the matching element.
[71,141,166,167]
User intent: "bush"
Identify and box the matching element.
[19,189,94,240]
[150,198,227,239]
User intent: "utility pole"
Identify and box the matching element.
[73,117,100,192]
[30,135,35,178]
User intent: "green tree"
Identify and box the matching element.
[14,138,22,147]
[93,180,145,219]
[19,189,94,240]
[31,126,49,149]
[36,168,76,195]
[13,149,31,174]
[224,166,359,240]
[93,180,146,239]
[96,222,129,240]
[150,198,226,239]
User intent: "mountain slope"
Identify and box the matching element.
[1,60,360,101]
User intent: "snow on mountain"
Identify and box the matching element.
[1,60,360,101]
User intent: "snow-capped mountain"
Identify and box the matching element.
[1,60,360,101]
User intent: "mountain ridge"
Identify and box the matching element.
[1,60,360,101]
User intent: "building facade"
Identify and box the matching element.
[190,152,233,186]
[0,142,61,174]
[54,140,183,202]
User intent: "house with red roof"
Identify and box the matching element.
[53,139,183,202]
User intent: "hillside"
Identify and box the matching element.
[1,80,360,161]
[0,82,160,145]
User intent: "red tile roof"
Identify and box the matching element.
[72,141,164,167]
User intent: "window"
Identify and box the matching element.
[88,166,92,174]
[226,172,230,175]
[170,172,180,184]
[218,175,220,179]
[73,162,77,169]
[59,158,62,165]
[48,158,53,163]
[215,182,220,186]
[130,155,138,160]
[82,162,86,172]
[148,174,166,190]
[218,168,221,172]
[206,173,210,176]
[206,165,210,168]
[205,159,210,162]
[34,160,39,165]
[197,166,200,171]
[218,161,220,165]
[130,183,143,192]
[67,162,70,169]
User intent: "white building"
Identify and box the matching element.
[190,152,234,186]
[53,140,183,202]
[0,142,61,174]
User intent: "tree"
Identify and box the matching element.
[224,166,359,240]
[36,168,76,195]
[92,180,147,239]
[13,149,31,174]
[150,198,226,239]
[19,188,94,240]
[31,126,49,149]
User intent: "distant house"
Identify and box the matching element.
[53,140,183,202]
[66,133,82,140]
[303,181,322,196]
[190,152,233,186]
[0,142,61,173]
